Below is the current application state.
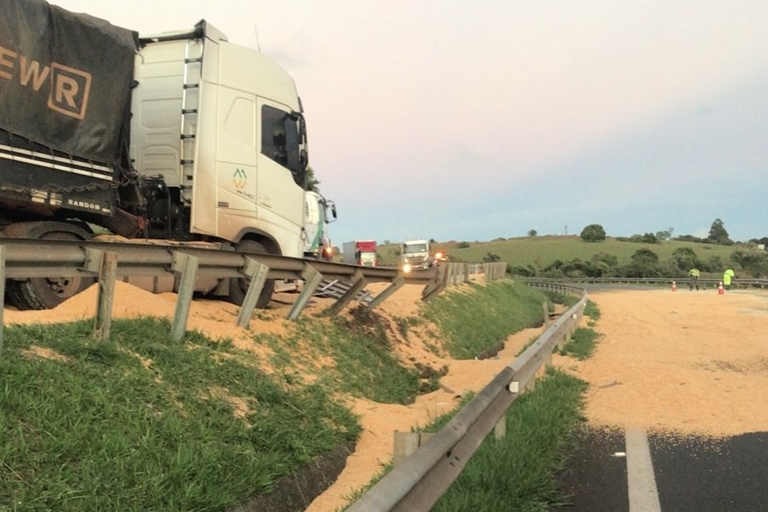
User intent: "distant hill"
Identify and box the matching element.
[375,236,766,278]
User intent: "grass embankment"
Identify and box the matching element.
[344,288,603,511]
[1,280,599,511]
[415,297,601,511]
[0,318,363,511]
[423,281,552,359]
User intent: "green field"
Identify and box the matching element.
[379,236,737,267]
[375,236,762,281]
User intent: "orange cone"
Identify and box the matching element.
[718,281,724,295]
[671,281,677,292]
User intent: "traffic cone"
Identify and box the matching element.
[718,281,724,295]
[671,281,677,292]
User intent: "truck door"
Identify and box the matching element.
[304,192,321,255]
[255,102,304,253]
[214,87,258,216]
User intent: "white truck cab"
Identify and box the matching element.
[401,239,431,271]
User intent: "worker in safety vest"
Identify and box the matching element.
[689,268,700,291]
[723,268,735,289]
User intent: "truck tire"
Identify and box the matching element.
[4,222,95,310]
[229,239,275,309]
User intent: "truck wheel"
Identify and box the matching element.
[4,222,95,310]
[229,239,275,309]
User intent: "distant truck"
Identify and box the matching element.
[303,191,337,260]
[0,0,312,310]
[401,239,431,270]
[343,240,379,267]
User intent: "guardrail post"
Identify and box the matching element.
[422,266,447,301]
[287,263,324,321]
[236,257,270,329]
[90,250,118,342]
[323,270,366,316]
[366,276,405,311]
[494,415,506,440]
[170,252,199,341]
[0,245,5,354]
[393,431,434,467]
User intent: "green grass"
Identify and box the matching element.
[431,369,588,512]
[293,312,423,404]
[343,368,589,512]
[583,299,600,320]
[422,281,548,359]
[560,327,601,360]
[0,318,360,511]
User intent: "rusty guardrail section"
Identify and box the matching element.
[0,239,438,343]
[347,282,586,512]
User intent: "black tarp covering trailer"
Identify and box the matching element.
[0,0,138,220]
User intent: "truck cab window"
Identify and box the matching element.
[261,105,305,187]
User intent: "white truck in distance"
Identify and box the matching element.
[303,191,337,260]
[0,0,311,310]
[401,239,431,271]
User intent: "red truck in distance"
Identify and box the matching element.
[343,240,379,267]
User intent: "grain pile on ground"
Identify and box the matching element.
[4,282,767,512]
[555,288,768,437]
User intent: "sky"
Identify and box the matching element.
[49,1,768,244]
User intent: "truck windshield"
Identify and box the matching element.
[404,243,427,253]
[261,105,306,187]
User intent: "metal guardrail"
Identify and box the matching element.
[0,238,438,344]
[347,282,586,511]
[423,261,508,300]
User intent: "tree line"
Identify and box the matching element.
[510,219,768,279]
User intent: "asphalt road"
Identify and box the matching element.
[555,427,768,511]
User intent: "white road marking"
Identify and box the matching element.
[626,428,662,512]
